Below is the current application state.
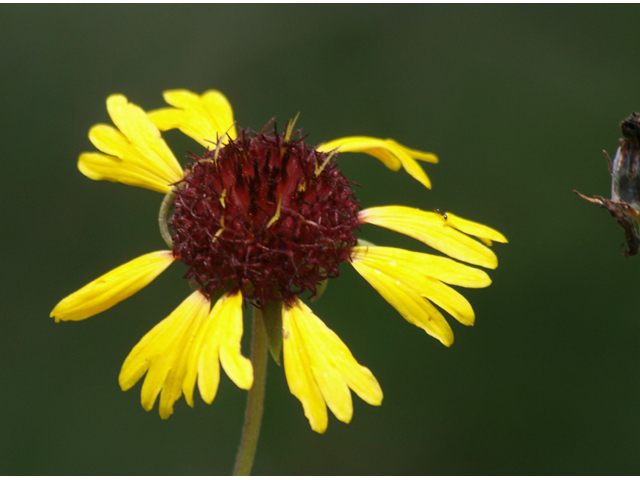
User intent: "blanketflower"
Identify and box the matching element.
[51,90,506,433]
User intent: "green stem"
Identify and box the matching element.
[158,188,176,249]
[233,305,268,476]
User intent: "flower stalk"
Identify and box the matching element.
[233,305,269,475]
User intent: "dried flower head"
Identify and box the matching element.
[575,112,640,256]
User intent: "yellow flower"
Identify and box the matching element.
[51,89,506,432]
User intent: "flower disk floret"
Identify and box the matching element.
[171,124,360,306]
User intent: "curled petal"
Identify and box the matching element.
[183,291,253,407]
[360,206,499,269]
[283,299,383,433]
[50,251,175,321]
[78,95,183,193]
[350,256,455,346]
[119,290,210,419]
[317,136,437,189]
[148,89,237,148]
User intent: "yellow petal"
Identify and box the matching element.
[78,152,176,193]
[283,299,382,432]
[317,136,437,189]
[444,212,508,243]
[360,206,498,269]
[148,89,237,148]
[88,124,177,183]
[106,95,180,174]
[185,322,221,407]
[294,303,383,408]
[118,290,210,419]
[351,245,491,288]
[217,293,253,391]
[318,137,401,170]
[352,246,476,326]
[350,259,455,346]
[50,251,175,321]
[384,139,435,189]
[79,95,183,192]
[394,143,440,163]
[283,303,327,433]
[183,292,252,407]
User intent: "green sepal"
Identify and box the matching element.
[356,238,377,247]
[309,279,329,302]
[208,287,226,305]
[261,300,283,365]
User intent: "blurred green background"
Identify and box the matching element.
[4,4,640,475]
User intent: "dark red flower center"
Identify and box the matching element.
[170,122,360,306]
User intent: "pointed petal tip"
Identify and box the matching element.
[118,371,137,392]
[340,413,353,425]
[200,391,217,405]
[463,314,476,327]
[232,369,254,391]
[311,421,328,434]
[141,398,154,412]
[411,171,432,189]
[430,327,453,347]
[159,408,172,420]
[487,232,508,244]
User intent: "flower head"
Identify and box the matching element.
[51,89,506,432]
[170,121,360,305]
